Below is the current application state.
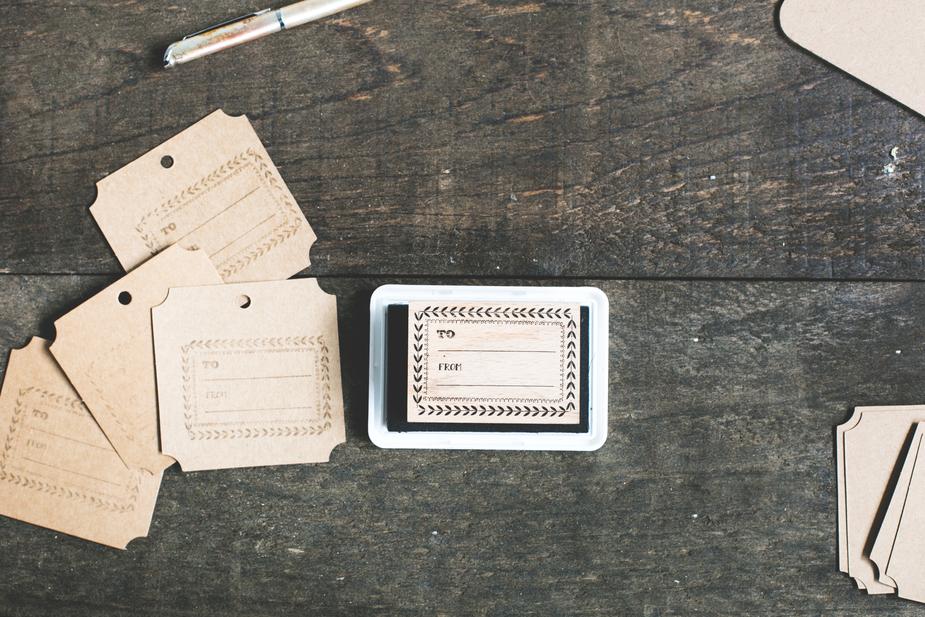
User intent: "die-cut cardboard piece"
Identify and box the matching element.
[152,279,345,471]
[872,423,925,603]
[780,1,925,117]
[836,410,853,577]
[838,406,925,593]
[0,338,162,549]
[406,301,581,425]
[51,246,222,473]
[836,406,894,586]
[870,422,925,588]
[90,109,316,282]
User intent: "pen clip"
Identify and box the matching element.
[183,8,271,39]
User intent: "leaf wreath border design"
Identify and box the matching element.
[0,387,139,513]
[86,354,137,445]
[410,305,580,416]
[181,336,332,440]
[133,148,305,278]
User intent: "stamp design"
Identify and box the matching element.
[179,336,333,440]
[407,302,580,424]
[134,148,304,279]
[0,387,140,513]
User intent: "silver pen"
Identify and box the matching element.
[164,0,373,68]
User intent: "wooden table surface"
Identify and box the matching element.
[3,1,925,614]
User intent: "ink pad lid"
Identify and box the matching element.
[368,285,609,451]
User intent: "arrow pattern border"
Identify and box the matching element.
[409,304,580,418]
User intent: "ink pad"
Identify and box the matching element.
[368,285,608,450]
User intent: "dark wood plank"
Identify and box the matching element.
[1,274,923,615]
[3,1,925,279]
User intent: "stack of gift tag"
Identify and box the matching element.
[0,110,345,548]
[837,406,925,603]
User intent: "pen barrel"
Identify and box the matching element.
[164,12,282,67]
[279,0,372,28]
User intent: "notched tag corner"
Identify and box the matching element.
[89,110,315,281]
[0,339,162,549]
[154,278,345,471]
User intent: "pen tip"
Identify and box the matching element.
[163,44,178,69]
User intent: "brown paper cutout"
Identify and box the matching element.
[837,406,925,593]
[835,406,894,582]
[51,246,222,473]
[152,279,345,471]
[780,1,925,117]
[872,423,925,603]
[870,422,925,589]
[406,301,581,424]
[0,338,162,549]
[836,410,851,576]
[90,109,316,282]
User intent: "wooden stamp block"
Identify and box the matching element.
[368,286,608,450]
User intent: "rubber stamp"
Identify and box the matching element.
[368,285,608,450]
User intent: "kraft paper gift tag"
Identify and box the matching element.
[836,410,852,578]
[869,423,925,603]
[90,109,316,282]
[780,1,925,116]
[51,246,222,473]
[870,422,925,589]
[837,405,925,593]
[0,338,161,549]
[152,278,345,471]
[835,406,894,589]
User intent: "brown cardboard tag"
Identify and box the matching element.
[837,406,925,593]
[51,246,222,473]
[407,301,581,424]
[870,422,925,603]
[870,422,925,589]
[836,409,851,578]
[90,109,316,282]
[0,338,162,549]
[152,279,345,471]
[835,406,892,588]
[780,1,925,117]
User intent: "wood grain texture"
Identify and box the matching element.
[1,275,924,615]
[3,0,925,278]
[3,0,925,614]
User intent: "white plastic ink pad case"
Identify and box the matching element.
[368,285,609,450]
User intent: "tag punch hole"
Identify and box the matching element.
[160,155,174,169]
[118,291,132,305]
[237,295,251,309]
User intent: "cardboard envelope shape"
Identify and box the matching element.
[90,109,316,282]
[780,0,925,116]
[51,246,222,473]
[838,406,925,593]
[0,338,162,549]
[153,278,346,471]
